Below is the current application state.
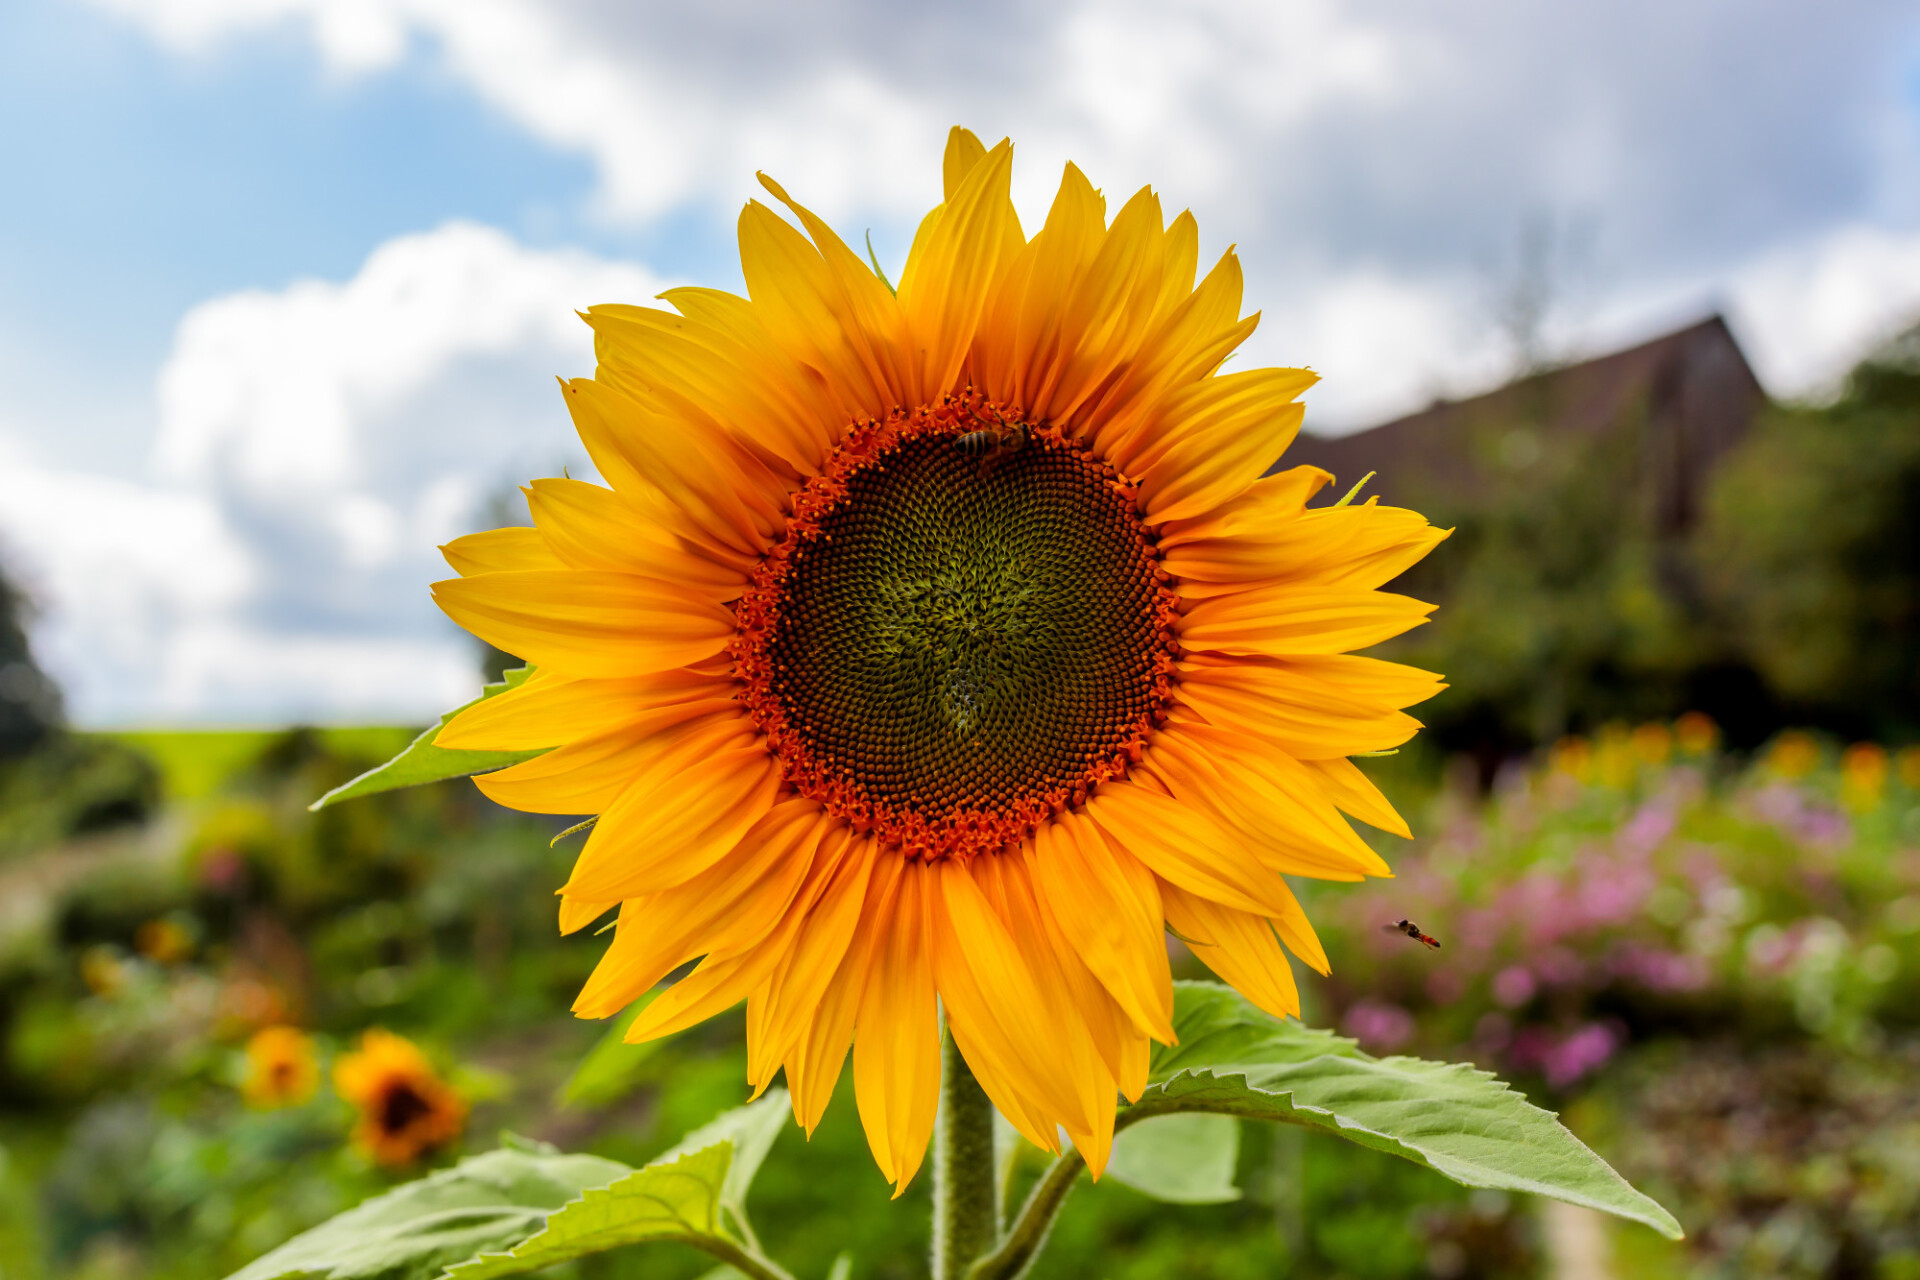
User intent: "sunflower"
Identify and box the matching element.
[433,128,1444,1193]
[333,1029,467,1166]
[241,1024,319,1108]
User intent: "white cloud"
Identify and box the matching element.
[1731,224,1920,396]
[0,223,668,724]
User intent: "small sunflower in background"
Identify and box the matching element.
[434,128,1444,1191]
[240,1025,319,1108]
[333,1029,467,1166]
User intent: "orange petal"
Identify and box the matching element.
[897,139,1023,395]
[473,707,748,814]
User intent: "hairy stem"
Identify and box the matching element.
[934,1032,1001,1280]
[965,1147,1083,1280]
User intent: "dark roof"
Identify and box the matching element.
[1282,315,1767,534]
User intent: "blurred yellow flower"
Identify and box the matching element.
[427,127,1443,1190]
[1632,723,1673,767]
[1767,731,1819,780]
[79,945,126,997]
[241,1025,319,1108]
[1899,745,1920,790]
[1595,723,1637,789]
[1550,736,1593,782]
[1674,711,1719,756]
[1841,743,1888,813]
[135,916,194,965]
[333,1029,467,1166]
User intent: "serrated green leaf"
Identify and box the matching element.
[659,1088,790,1216]
[1103,1113,1241,1205]
[310,667,549,810]
[444,1144,735,1278]
[446,1091,790,1279]
[559,992,665,1109]
[1130,983,1682,1239]
[222,1142,631,1280]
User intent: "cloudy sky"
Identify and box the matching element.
[3,0,1918,725]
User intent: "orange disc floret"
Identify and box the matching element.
[733,393,1179,863]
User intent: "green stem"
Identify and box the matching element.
[966,1145,1082,1280]
[933,1032,1001,1280]
[692,1236,798,1280]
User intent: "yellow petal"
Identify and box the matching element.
[440,526,562,576]
[1031,815,1174,1042]
[1303,756,1412,839]
[897,139,1023,394]
[1156,465,1334,549]
[1174,653,1431,760]
[560,737,783,899]
[436,664,734,752]
[942,126,989,200]
[853,860,941,1194]
[784,846,898,1133]
[1145,721,1392,880]
[1082,782,1302,917]
[1160,878,1302,1020]
[432,569,735,679]
[473,709,748,815]
[1178,586,1435,657]
[525,477,751,602]
[571,800,827,1017]
[623,821,870,1043]
[1135,369,1314,524]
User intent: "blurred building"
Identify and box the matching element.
[1287,314,1766,536]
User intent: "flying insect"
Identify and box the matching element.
[1383,919,1441,950]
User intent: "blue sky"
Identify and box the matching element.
[3,0,1919,725]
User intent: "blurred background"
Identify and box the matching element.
[2,1,1919,1277]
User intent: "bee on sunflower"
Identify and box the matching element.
[432,128,1444,1194]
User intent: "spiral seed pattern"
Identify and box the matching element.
[735,397,1180,861]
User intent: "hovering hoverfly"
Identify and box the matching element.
[1383,919,1442,950]
[954,408,1027,476]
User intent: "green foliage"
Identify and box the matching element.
[444,1146,735,1279]
[1102,1114,1240,1205]
[559,994,666,1109]
[218,1094,794,1280]
[1385,402,1700,749]
[223,1140,630,1280]
[1131,983,1682,1239]
[1696,344,1920,737]
[310,669,548,811]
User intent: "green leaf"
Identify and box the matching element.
[1103,1113,1241,1205]
[1133,983,1683,1239]
[446,1145,735,1278]
[446,1091,790,1279]
[309,667,549,810]
[559,992,665,1109]
[660,1088,791,1218]
[222,1141,631,1280]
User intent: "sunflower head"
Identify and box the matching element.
[433,128,1445,1193]
[332,1028,467,1165]
[241,1024,319,1108]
